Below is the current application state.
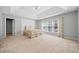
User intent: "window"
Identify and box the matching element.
[42,20,58,33]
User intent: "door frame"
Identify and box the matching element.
[5,17,15,37]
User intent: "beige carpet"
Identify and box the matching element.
[0,34,79,53]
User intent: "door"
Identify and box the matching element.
[58,17,64,38]
[6,18,14,36]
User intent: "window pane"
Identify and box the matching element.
[42,19,58,33]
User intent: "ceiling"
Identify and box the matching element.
[0,6,78,20]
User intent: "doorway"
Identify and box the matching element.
[58,17,64,38]
[6,18,14,36]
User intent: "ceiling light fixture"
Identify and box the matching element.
[34,6,39,10]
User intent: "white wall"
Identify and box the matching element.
[0,12,35,39]
[21,19,35,34]
[0,13,22,38]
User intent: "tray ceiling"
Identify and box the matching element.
[0,6,78,20]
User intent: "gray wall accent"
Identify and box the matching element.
[36,11,78,39]
[78,8,79,39]
[35,20,42,29]
[0,10,78,40]
[63,11,78,39]
[0,13,3,38]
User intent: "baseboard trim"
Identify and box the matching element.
[64,36,79,42]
